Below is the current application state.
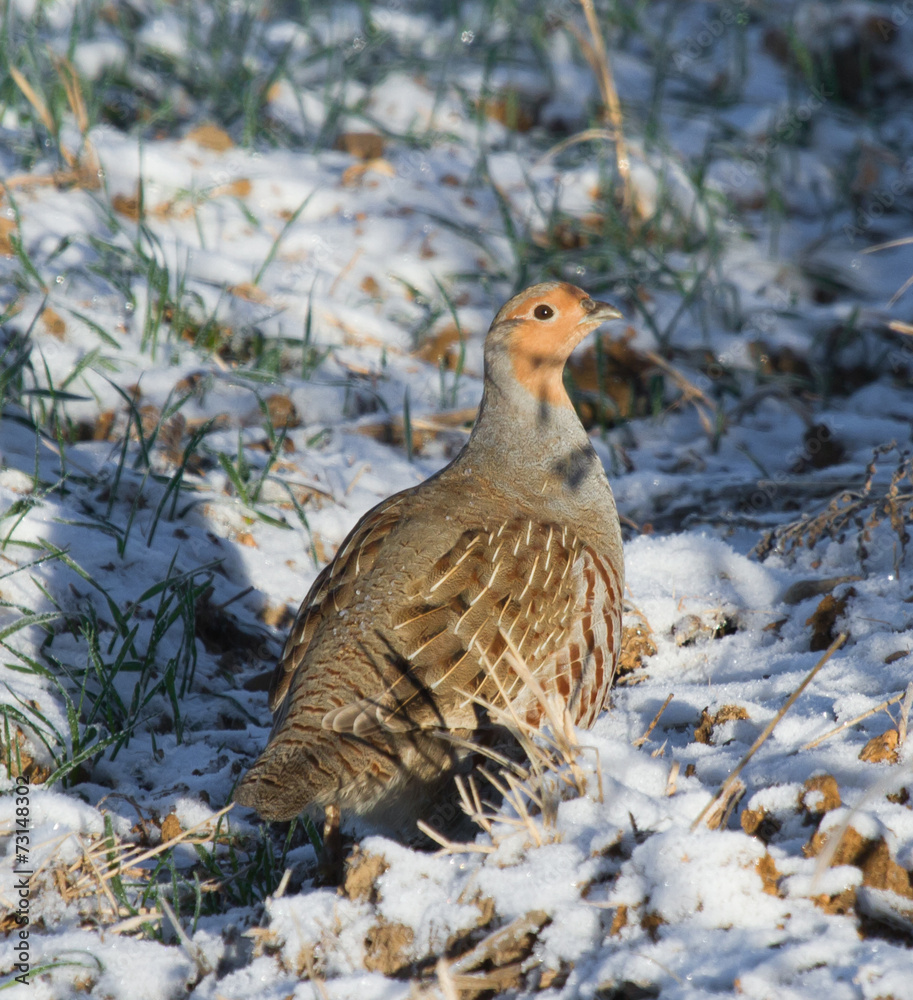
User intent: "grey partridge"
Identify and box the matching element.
[235,281,624,836]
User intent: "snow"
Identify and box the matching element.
[2,0,913,997]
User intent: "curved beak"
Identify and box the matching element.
[578,297,622,326]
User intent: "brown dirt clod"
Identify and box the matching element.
[343,848,389,903]
[805,828,913,900]
[41,307,67,340]
[756,853,783,897]
[694,705,750,745]
[609,904,628,937]
[334,132,385,160]
[160,813,182,841]
[806,589,854,652]
[802,774,842,816]
[0,217,17,256]
[186,122,234,151]
[859,729,900,765]
[363,921,414,975]
[740,807,782,844]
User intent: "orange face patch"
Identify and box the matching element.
[508,324,576,407]
[504,285,602,407]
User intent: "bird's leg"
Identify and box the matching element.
[316,802,343,885]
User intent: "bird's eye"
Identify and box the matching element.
[534,304,554,320]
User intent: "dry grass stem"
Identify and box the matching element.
[691,633,847,831]
[888,273,913,307]
[9,66,57,138]
[665,760,680,797]
[159,895,201,967]
[898,681,913,748]
[300,946,331,1000]
[455,774,493,835]
[861,236,913,254]
[426,636,592,853]
[702,779,745,831]
[272,867,292,901]
[634,693,674,747]
[328,247,364,297]
[499,634,588,787]
[534,127,618,167]
[53,56,89,135]
[70,804,234,897]
[9,60,98,187]
[450,911,548,977]
[644,349,719,437]
[860,236,913,306]
[438,726,526,775]
[416,820,494,854]
[109,910,164,935]
[802,690,907,750]
[559,3,631,214]
[79,837,124,922]
[754,445,913,566]
[435,957,461,1000]
[21,833,73,885]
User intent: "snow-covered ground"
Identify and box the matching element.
[2,1,913,997]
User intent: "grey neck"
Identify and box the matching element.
[460,351,606,507]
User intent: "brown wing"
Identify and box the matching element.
[267,491,408,713]
[550,545,621,728]
[316,516,621,736]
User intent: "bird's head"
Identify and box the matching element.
[485,281,622,408]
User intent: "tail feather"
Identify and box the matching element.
[234,747,314,822]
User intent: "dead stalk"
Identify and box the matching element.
[9,66,57,139]
[568,1,632,213]
[643,349,719,437]
[436,957,461,1000]
[416,819,494,854]
[665,760,680,797]
[72,804,234,894]
[691,633,847,831]
[109,910,164,935]
[802,689,907,750]
[535,128,618,168]
[898,681,913,747]
[702,779,746,831]
[634,693,674,747]
[9,59,98,186]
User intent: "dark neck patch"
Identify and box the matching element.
[552,442,599,490]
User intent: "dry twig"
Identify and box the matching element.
[754,444,913,567]
[561,2,632,213]
[802,690,907,750]
[71,804,234,898]
[691,633,847,831]
[634,693,674,747]
[898,681,913,748]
